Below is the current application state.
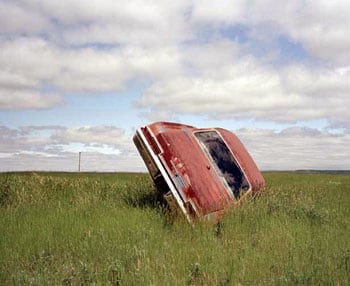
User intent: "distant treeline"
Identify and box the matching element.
[294,170,350,175]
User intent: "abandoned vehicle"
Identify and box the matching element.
[133,122,265,223]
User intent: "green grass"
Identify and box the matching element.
[0,172,349,285]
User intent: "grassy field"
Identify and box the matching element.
[0,172,349,285]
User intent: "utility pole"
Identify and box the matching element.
[78,152,81,172]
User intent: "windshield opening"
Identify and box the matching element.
[195,131,250,199]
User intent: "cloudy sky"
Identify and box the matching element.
[1,0,349,172]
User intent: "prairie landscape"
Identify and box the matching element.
[0,172,349,285]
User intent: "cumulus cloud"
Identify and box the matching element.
[0,37,183,109]
[0,125,144,172]
[0,89,63,110]
[0,38,121,95]
[190,0,247,25]
[235,127,350,170]
[1,124,348,171]
[278,1,350,65]
[138,41,350,126]
[0,125,135,154]
[2,0,191,46]
[1,1,350,123]
[0,0,52,35]
[191,0,350,64]
[1,0,350,173]
[52,125,133,152]
[0,152,144,172]
[138,109,177,122]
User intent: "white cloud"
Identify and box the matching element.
[0,125,135,154]
[0,70,39,90]
[0,1,52,34]
[0,152,145,172]
[0,37,183,109]
[61,143,121,155]
[1,124,349,171]
[138,41,350,126]
[4,0,192,46]
[52,125,133,152]
[1,0,350,139]
[0,125,144,172]
[0,89,63,110]
[191,0,350,64]
[235,127,350,170]
[3,1,350,64]
[280,1,350,64]
[191,0,247,25]
[2,0,349,172]
[138,109,177,122]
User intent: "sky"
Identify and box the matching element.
[1,0,350,172]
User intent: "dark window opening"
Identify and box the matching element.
[195,131,250,199]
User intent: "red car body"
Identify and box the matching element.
[133,122,265,223]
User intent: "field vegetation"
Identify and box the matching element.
[0,171,349,285]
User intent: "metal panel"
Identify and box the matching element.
[135,128,193,223]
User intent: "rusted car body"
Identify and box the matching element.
[133,122,265,223]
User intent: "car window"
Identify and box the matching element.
[195,131,250,199]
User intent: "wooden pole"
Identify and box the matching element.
[78,152,81,172]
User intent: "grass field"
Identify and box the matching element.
[0,172,349,285]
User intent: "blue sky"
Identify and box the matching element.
[1,0,349,171]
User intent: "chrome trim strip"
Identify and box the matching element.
[136,128,192,223]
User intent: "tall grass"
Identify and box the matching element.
[0,172,349,285]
